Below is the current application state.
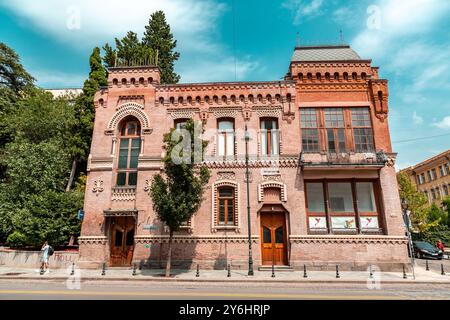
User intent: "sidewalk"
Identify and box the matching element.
[0,265,449,284]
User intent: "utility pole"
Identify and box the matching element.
[245,124,254,276]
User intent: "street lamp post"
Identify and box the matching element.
[401,199,415,280]
[245,124,254,276]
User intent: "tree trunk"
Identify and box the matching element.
[66,156,78,192]
[165,229,173,277]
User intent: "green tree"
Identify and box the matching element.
[150,120,210,277]
[103,32,155,67]
[0,42,35,175]
[65,47,108,191]
[0,89,83,246]
[143,10,180,84]
[397,172,440,233]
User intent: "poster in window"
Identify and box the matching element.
[360,217,379,229]
[331,217,356,229]
[309,217,327,229]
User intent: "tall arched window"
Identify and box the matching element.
[260,118,279,156]
[217,119,235,157]
[116,119,141,187]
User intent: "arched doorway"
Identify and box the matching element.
[259,205,288,266]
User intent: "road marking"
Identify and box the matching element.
[0,290,403,300]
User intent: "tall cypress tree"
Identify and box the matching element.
[142,10,180,84]
[66,47,107,191]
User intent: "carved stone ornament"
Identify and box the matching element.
[92,180,104,196]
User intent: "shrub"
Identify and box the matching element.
[6,231,28,248]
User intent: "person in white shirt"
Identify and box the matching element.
[40,241,50,273]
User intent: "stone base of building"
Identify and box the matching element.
[78,235,411,272]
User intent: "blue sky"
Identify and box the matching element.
[0,0,449,169]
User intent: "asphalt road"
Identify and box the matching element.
[0,279,449,300]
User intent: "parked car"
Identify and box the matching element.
[413,241,443,260]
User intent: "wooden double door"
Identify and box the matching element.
[109,216,135,266]
[260,212,288,265]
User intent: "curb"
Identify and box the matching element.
[0,276,449,285]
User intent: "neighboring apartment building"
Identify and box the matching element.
[401,150,450,205]
[78,44,409,271]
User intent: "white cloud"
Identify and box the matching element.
[352,0,450,60]
[0,0,262,84]
[412,111,423,125]
[282,0,325,24]
[0,0,225,52]
[433,116,450,130]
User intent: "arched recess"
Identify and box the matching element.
[258,181,287,203]
[105,102,152,135]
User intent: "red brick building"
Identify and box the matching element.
[78,45,409,271]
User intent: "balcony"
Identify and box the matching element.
[111,186,137,202]
[300,150,388,170]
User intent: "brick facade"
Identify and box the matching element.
[78,45,409,271]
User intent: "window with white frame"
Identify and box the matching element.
[260,118,279,156]
[217,119,235,157]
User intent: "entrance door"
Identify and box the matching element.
[110,216,135,266]
[260,213,288,265]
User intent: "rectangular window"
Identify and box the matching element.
[444,185,449,196]
[328,182,354,213]
[356,182,377,212]
[354,128,374,153]
[325,108,346,153]
[218,120,235,157]
[352,108,374,153]
[306,183,325,213]
[440,165,445,178]
[218,187,235,225]
[261,119,279,156]
[306,180,381,234]
[432,169,437,180]
[300,109,319,153]
[445,163,450,175]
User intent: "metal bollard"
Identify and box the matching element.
[101,262,106,276]
[403,265,407,279]
[271,263,275,278]
[132,263,137,276]
[196,264,200,277]
[227,264,231,278]
[303,264,307,278]
[425,259,429,271]
[369,265,373,279]
[336,265,340,279]
[441,263,445,276]
[70,262,75,276]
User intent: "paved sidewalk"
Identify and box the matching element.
[0,265,449,284]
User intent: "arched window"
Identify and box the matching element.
[361,72,367,80]
[325,73,331,81]
[116,119,141,187]
[217,186,235,225]
[316,73,321,81]
[343,72,349,81]
[213,95,219,103]
[334,72,339,80]
[217,119,235,157]
[298,73,304,81]
[260,118,279,156]
[352,72,358,80]
[113,78,118,86]
[121,78,127,85]
[139,77,145,85]
[307,73,313,80]
[130,78,136,85]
